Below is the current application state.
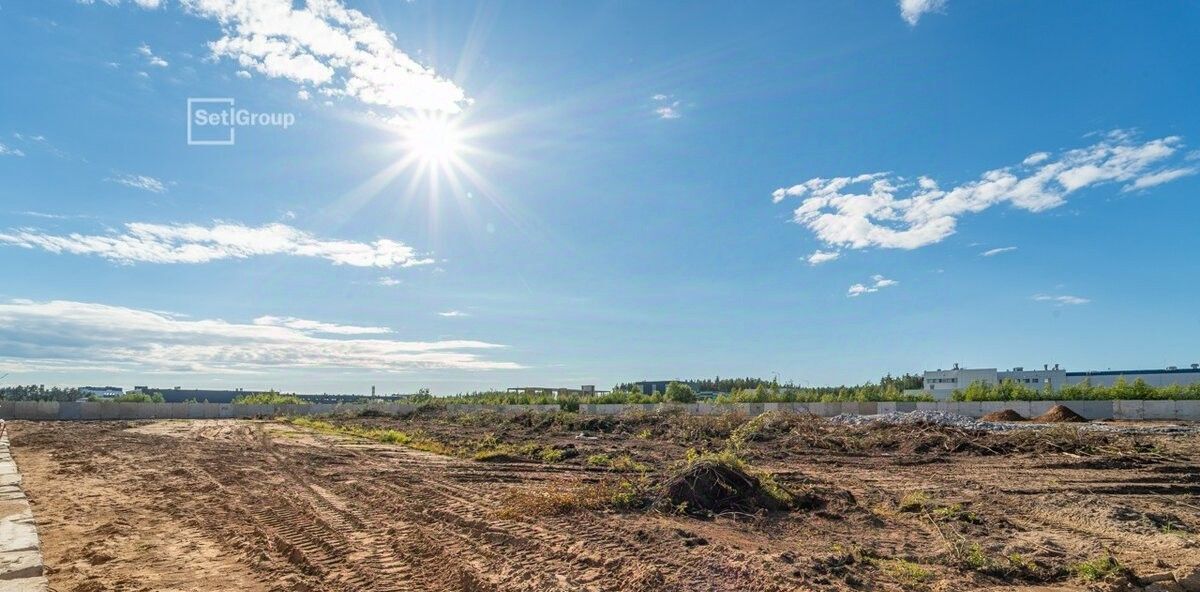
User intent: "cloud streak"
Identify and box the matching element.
[137,42,169,67]
[848,275,898,297]
[981,246,1017,257]
[0,221,434,268]
[252,315,391,335]
[0,142,25,157]
[773,131,1195,254]
[1033,294,1090,306]
[108,173,167,193]
[652,94,682,120]
[806,250,840,265]
[0,299,520,373]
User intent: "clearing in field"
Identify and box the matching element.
[8,409,1200,591]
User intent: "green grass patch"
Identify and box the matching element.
[897,491,932,513]
[876,558,934,587]
[586,453,649,472]
[1070,556,1121,581]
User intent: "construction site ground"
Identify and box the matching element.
[6,409,1200,592]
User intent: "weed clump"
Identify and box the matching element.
[876,558,933,586]
[1070,556,1122,581]
[659,450,793,517]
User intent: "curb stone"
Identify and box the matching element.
[0,428,47,592]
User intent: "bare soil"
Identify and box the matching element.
[8,413,1200,591]
[1035,405,1088,423]
[981,409,1027,422]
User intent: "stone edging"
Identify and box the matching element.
[0,425,47,592]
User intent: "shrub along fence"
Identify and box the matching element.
[2,400,1200,421]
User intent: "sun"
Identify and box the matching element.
[328,108,512,233]
[402,114,464,167]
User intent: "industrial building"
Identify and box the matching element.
[128,386,408,404]
[505,385,608,399]
[633,381,721,399]
[922,363,1200,400]
[79,386,123,399]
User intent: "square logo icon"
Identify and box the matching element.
[187,98,236,145]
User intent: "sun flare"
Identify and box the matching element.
[403,114,464,167]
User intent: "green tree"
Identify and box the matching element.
[664,381,696,403]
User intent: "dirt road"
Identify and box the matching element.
[7,418,1200,591]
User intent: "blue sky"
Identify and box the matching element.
[1,0,1198,394]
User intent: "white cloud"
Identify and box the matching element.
[171,0,469,114]
[652,94,682,119]
[88,0,163,7]
[438,310,468,317]
[899,0,946,25]
[1022,152,1050,166]
[773,132,1194,253]
[847,274,898,297]
[0,221,434,268]
[235,69,252,79]
[981,246,1017,257]
[0,299,520,373]
[108,173,167,193]
[138,43,169,67]
[252,315,390,335]
[1122,167,1197,191]
[377,276,401,286]
[0,143,25,157]
[1033,294,1090,306]
[806,250,841,265]
[297,89,311,101]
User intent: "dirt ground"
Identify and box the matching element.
[8,412,1200,592]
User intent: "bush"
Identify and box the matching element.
[111,391,165,403]
[665,381,696,403]
[953,378,1200,401]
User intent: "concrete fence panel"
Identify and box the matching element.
[1112,400,1143,420]
[2,399,1200,421]
[1061,401,1114,420]
[1142,400,1176,421]
[57,402,82,421]
[1176,401,1200,421]
[1027,401,1056,418]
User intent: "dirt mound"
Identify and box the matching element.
[1034,404,1086,423]
[981,409,1026,422]
[661,460,789,516]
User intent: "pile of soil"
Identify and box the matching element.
[661,460,789,516]
[1034,404,1087,423]
[981,409,1026,422]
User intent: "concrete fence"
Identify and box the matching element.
[1,400,1199,421]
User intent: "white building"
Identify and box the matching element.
[923,363,1200,400]
[1066,364,1200,388]
[922,364,1067,400]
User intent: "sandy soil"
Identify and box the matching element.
[7,416,1200,591]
